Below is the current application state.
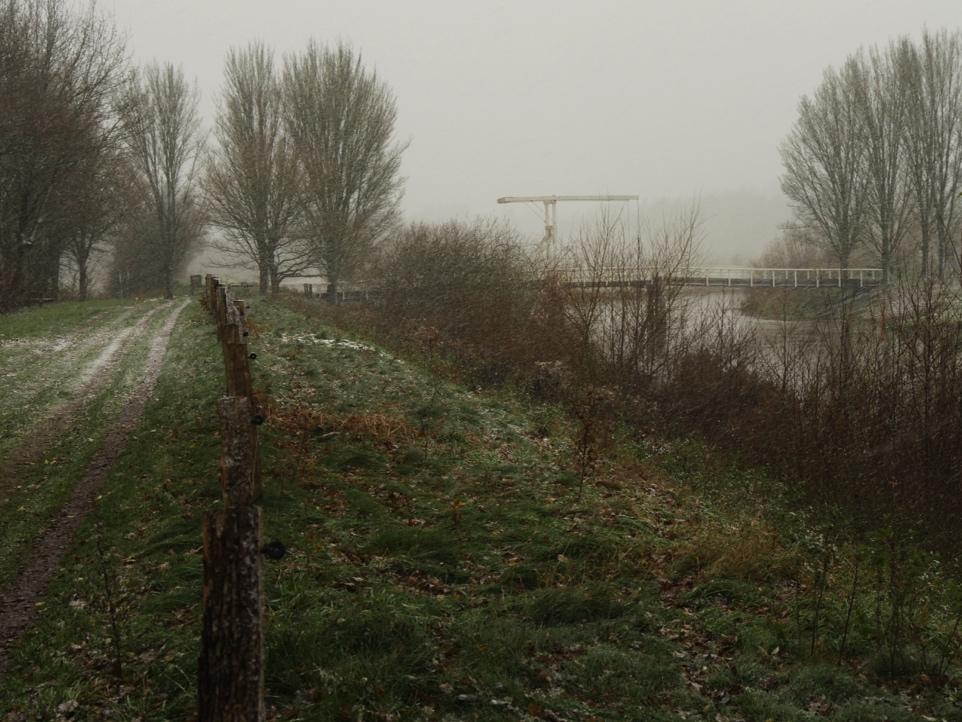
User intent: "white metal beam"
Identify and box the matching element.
[497,194,639,246]
[497,195,639,204]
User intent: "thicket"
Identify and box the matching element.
[661,280,962,674]
[372,219,572,382]
[345,214,962,675]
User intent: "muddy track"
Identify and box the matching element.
[0,302,169,502]
[0,299,190,672]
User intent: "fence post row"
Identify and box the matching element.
[198,274,265,722]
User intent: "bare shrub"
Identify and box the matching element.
[373,218,570,383]
[560,205,700,392]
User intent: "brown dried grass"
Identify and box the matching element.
[272,400,418,448]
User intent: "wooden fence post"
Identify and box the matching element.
[222,302,253,399]
[205,276,216,313]
[198,506,264,722]
[218,397,256,506]
[198,396,264,721]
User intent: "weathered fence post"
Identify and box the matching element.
[215,286,229,342]
[198,506,264,722]
[198,396,265,721]
[205,275,216,312]
[218,397,256,505]
[222,302,253,399]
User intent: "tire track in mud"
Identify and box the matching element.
[0,299,190,672]
[0,302,169,501]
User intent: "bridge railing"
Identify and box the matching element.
[551,266,885,289]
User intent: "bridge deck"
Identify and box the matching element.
[557,267,884,290]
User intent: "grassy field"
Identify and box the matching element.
[0,297,958,720]
[0,298,131,341]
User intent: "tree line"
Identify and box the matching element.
[781,29,962,280]
[0,0,404,310]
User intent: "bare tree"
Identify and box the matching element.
[563,204,700,387]
[898,30,962,279]
[121,63,205,298]
[850,43,913,280]
[282,41,406,302]
[58,144,133,299]
[781,61,868,274]
[206,42,308,294]
[0,0,125,308]
[107,184,155,298]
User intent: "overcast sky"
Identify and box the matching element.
[106,0,961,261]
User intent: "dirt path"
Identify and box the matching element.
[0,303,168,503]
[0,299,190,672]
[0,305,139,420]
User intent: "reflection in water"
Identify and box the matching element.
[662,287,878,389]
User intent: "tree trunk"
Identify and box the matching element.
[937,225,947,281]
[268,258,279,295]
[838,248,851,282]
[257,264,268,296]
[78,255,89,301]
[5,242,28,309]
[327,274,339,304]
[40,251,61,301]
[920,224,931,277]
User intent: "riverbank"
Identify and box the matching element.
[0,297,958,720]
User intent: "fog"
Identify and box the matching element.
[109,0,961,261]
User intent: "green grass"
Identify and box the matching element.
[0,297,131,340]
[0,297,956,720]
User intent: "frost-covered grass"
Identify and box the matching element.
[0,304,172,587]
[0,299,153,460]
[0,299,959,721]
